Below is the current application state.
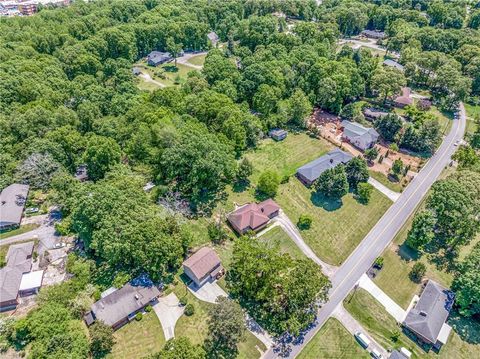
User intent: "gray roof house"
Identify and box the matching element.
[0,184,29,230]
[296,149,353,186]
[341,120,380,151]
[403,280,454,347]
[0,241,34,311]
[207,31,219,47]
[147,51,172,67]
[363,108,389,121]
[383,59,405,72]
[361,29,386,39]
[84,283,160,330]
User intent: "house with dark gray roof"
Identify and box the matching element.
[147,51,172,66]
[361,30,386,39]
[0,241,35,311]
[296,149,353,186]
[0,183,29,230]
[403,280,454,347]
[84,282,160,330]
[341,120,379,151]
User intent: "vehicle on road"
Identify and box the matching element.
[371,348,383,359]
[355,331,371,348]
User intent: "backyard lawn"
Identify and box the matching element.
[275,179,392,266]
[344,289,480,359]
[109,311,165,359]
[297,318,370,359]
[465,103,479,135]
[0,223,39,240]
[172,281,266,359]
[134,60,200,89]
[258,226,305,260]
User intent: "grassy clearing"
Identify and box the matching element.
[369,170,403,192]
[172,281,266,359]
[0,224,40,240]
[134,60,200,88]
[344,289,480,358]
[244,133,334,182]
[297,318,370,359]
[430,105,453,135]
[108,312,165,359]
[187,53,206,66]
[275,179,392,266]
[258,226,305,260]
[464,103,479,135]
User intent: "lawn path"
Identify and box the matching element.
[139,72,165,88]
[368,177,400,202]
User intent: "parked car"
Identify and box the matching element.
[26,207,39,214]
[54,242,66,249]
[355,331,371,348]
[371,348,383,359]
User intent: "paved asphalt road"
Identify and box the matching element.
[265,104,466,358]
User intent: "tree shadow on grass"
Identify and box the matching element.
[310,192,343,211]
[447,310,480,345]
[397,242,421,261]
[423,236,459,274]
[232,180,249,193]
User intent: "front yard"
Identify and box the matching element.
[297,318,370,359]
[109,311,165,359]
[0,224,39,240]
[258,226,305,260]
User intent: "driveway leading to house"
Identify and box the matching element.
[188,280,227,304]
[357,274,406,323]
[273,211,337,277]
[176,52,207,70]
[246,314,275,349]
[139,72,166,88]
[332,304,388,359]
[153,293,184,340]
[368,177,400,202]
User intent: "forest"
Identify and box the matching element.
[1,0,480,358]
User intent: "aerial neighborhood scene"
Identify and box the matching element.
[1,0,480,359]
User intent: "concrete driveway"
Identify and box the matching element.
[153,293,184,340]
[188,280,227,304]
[368,177,400,202]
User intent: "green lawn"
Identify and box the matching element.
[0,224,39,240]
[464,103,479,135]
[275,179,392,266]
[297,318,370,359]
[258,226,305,260]
[108,312,165,359]
[187,53,206,66]
[134,61,201,89]
[172,281,266,359]
[344,289,480,358]
[369,170,404,192]
[243,133,334,182]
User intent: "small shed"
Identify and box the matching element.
[268,128,287,141]
[132,67,141,76]
[207,31,219,47]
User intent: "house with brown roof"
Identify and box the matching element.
[227,199,280,235]
[393,87,413,108]
[183,247,224,287]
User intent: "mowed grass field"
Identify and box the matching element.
[275,179,392,266]
[187,53,207,66]
[108,312,165,359]
[297,318,370,359]
[344,289,480,358]
[258,226,305,260]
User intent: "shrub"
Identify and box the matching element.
[409,262,426,283]
[297,214,313,230]
[391,329,401,342]
[257,170,280,197]
[179,296,188,306]
[378,154,384,164]
[184,303,195,316]
[357,182,373,204]
[374,257,384,269]
[135,312,143,321]
[280,175,290,184]
[145,305,152,313]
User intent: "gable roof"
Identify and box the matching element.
[341,120,379,147]
[183,247,221,280]
[207,31,219,43]
[0,184,29,228]
[0,241,34,304]
[147,51,172,64]
[296,149,353,183]
[227,199,280,233]
[90,283,160,327]
[403,280,454,344]
[363,108,389,119]
[394,87,413,106]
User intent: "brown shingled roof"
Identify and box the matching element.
[183,247,221,281]
[227,199,280,234]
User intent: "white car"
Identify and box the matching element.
[371,348,383,359]
[54,242,66,249]
[355,331,371,348]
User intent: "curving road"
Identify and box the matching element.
[264,103,466,358]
